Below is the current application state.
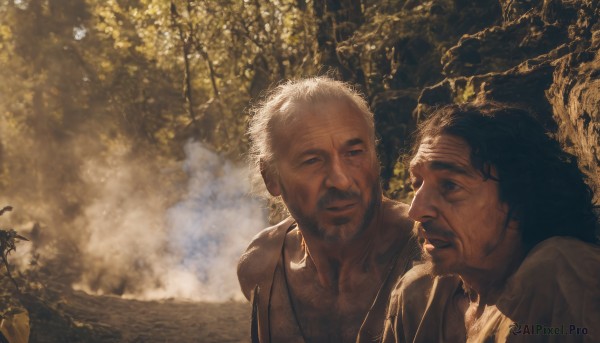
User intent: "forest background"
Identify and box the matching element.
[0,0,598,341]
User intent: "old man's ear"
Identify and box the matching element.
[260,159,281,197]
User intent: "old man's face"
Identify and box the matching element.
[264,100,381,242]
[408,134,514,275]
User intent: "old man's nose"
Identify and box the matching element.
[324,157,353,190]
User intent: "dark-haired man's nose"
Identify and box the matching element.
[408,183,438,222]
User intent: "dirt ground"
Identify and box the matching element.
[48,290,251,342]
[3,279,251,343]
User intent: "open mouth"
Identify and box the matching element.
[418,224,454,252]
[424,238,452,251]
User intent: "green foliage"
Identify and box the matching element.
[385,159,414,204]
[84,0,318,155]
[0,1,449,244]
[0,206,28,292]
[0,0,491,227]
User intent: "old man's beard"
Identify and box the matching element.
[286,183,381,243]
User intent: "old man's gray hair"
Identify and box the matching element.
[247,76,375,198]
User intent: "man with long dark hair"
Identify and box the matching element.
[382,102,600,342]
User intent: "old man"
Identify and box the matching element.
[382,102,600,342]
[237,77,419,343]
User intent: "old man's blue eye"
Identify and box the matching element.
[348,149,364,156]
[303,157,320,165]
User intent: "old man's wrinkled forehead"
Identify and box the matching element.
[270,96,375,138]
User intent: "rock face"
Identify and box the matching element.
[312,0,598,198]
[413,0,599,194]
[340,0,503,190]
[336,0,598,199]
[547,46,600,183]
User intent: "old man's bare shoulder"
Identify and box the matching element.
[380,198,414,236]
[368,198,419,263]
[237,218,294,300]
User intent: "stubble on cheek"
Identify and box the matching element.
[283,179,381,242]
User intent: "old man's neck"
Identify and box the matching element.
[296,195,388,289]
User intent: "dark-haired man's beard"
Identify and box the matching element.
[421,254,455,277]
[416,222,460,276]
[284,182,382,243]
[416,238,454,276]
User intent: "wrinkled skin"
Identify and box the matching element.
[408,134,524,337]
[408,135,518,277]
[238,100,416,342]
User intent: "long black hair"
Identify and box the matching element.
[412,102,598,249]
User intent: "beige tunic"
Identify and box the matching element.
[382,237,600,343]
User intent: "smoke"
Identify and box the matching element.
[71,141,268,301]
[163,143,268,300]
[1,130,267,301]
[0,2,269,301]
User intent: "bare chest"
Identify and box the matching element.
[274,263,384,342]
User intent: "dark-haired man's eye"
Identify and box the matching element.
[441,180,459,192]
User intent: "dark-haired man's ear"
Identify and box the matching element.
[507,217,520,233]
[504,208,521,233]
[260,160,281,197]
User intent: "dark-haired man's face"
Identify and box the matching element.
[263,100,381,242]
[408,134,517,275]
